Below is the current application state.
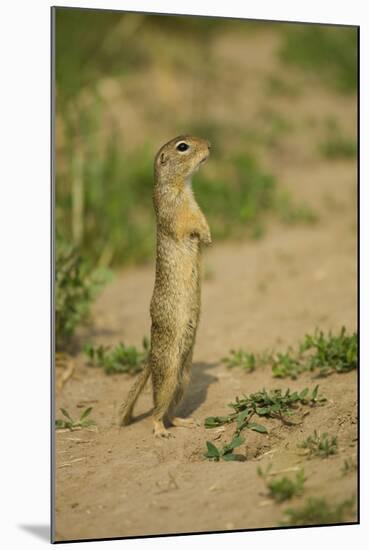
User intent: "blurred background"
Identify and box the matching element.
[55,8,357,349]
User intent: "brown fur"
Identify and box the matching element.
[119,135,211,437]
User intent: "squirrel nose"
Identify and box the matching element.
[207,141,211,150]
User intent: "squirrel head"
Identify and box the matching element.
[154,135,211,185]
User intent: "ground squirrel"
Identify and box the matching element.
[119,135,211,437]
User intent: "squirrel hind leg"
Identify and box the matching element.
[151,362,181,438]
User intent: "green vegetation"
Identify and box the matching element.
[84,338,149,375]
[271,350,302,379]
[223,349,271,373]
[281,496,356,526]
[298,431,338,458]
[55,407,96,430]
[56,109,156,268]
[205,385,325,437]
[258,466,306,502]
[280,25,357,93]
[222,327,357,380]
[272,327,358,378]
[55,237,111,349]
[204,435,246,462]
[296,327,357,376]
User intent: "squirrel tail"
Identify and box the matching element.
[118,363,151,426]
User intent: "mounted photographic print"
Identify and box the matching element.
[52,6,359,543]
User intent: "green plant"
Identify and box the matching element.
[223,328,357,380]
[204,435,245,462]
[55,407,96,430]
[280,497,356,526]
[298,430,338,458]
[222,349,272,373]
[55,237,111,349]
[271,327,357,379]
[271,350,304,379]
[272,327,358,378]
[258,466,306,502]
[280,25,357,93]
[56,114,156,268]
[84,337,149,375]
[205,385,325,437]
[299,327,357,376]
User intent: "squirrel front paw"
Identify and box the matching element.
[189,226,212,245]
[201,230,212,245]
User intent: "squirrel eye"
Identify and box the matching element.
[176,142,189,152]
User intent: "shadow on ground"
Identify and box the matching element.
[176,361,219,417]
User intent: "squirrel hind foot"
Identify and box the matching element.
[170,416,198,428]
[153,419,173,438]
[154,427,173,438]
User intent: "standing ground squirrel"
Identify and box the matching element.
[119,135,211,437]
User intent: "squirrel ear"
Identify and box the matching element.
[160,152,168,165]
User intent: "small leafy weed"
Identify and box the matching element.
[258,465,306,502]
[55,407,96,431]
[271,349,304,379]
[56,237,111,349]
[299,327,357,376]
[204,435,246,462]
[223,349,271,373]
[84,337,149,375]
[205,385,325,437]
[224,327,357,380]
[298,430,338,458]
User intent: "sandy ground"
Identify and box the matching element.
[54,26,357,542]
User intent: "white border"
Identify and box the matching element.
[1,1,366,549]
